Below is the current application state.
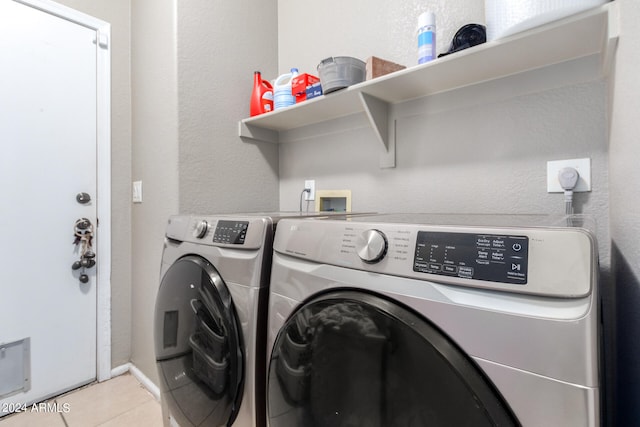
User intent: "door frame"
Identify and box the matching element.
[14,0,112,382]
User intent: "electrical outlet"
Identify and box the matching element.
[547,158,591,193]
[304,180,315,201]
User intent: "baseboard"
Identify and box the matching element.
[110,363,131,378]
[110,363,160,401]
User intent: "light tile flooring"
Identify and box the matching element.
[0,374,162,427]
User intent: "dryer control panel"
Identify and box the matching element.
[413,231,529,285]
[213,220,249,245]
[165,215,269,250]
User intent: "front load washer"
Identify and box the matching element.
[154,212,369,427]
[266,214,601,427]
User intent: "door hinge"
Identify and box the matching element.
[96,32,109,49]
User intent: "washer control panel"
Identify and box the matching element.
[274,217,595,297]
[413,231,529,284]
[213,220,249,245]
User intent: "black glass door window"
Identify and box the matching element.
[155,255,244,427]
[268,291,519,427]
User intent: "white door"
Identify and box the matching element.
[0,0,106,409]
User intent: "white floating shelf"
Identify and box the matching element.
[239,2,619,168]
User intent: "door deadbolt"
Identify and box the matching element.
[76,192,91,204]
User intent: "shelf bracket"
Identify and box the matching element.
[601,1,620,78]
[359,92,395,168]
[238,121,279,144]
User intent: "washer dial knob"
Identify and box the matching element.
[356,229,388,263]
[193,220,209,239]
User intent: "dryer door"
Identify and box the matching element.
[268,291,519,427]
[155,255,244,427]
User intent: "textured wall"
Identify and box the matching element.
[130,0,180,384]
[54,0,133,370]
[178,0,279,214]
[277,0,611,264]
[609,0,640,424]
[278,77,611,262]
[126,0,280,383]
[278,0,484,76]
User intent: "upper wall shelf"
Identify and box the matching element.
[239,2,619,166]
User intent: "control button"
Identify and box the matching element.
[356,229,388,263]
[492,239,506,249]
[443,265,458,274]
[428,263,442,272]
[458,266,474,278]
[193,220,209,239]
[512,243,522,252]
[491,251,505,262]
[476,237,491,247]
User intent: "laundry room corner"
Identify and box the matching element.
[53,0,281,393]
[128,0,180,387]
[128,0,281,387]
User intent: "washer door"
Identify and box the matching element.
[155,255,244,427]
[268,291,519,427]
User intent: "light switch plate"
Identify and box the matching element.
[132,181,142,203]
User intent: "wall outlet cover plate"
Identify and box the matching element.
[547,158,591,193]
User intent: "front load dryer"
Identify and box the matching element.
[154,212,369,427]
[155,215,271,427]
[266,214,601,427]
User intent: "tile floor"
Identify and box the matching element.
[0,374,162,427]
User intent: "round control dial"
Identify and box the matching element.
[355,229,388,263]
[193,220,209,239]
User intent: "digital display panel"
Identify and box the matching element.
[213,221,249,245]
[413,231,529,284]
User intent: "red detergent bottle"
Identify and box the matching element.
[250,71,274,116]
